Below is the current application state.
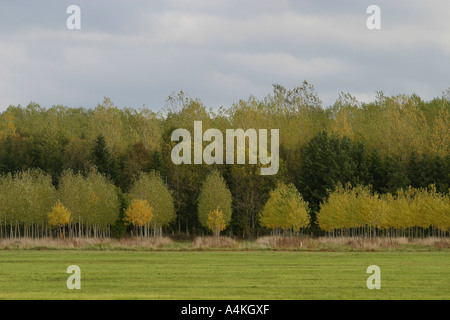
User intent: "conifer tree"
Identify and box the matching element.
[92,134,118,183]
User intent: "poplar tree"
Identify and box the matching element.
[198,170,232,234]
[124,199,153,237]
[48,201,72,238]
[260,182,310,236]
[0,169,56,239]
[207,208,227,240]
[58,169,119,238]
[128,171,176,236]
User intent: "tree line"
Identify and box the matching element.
[0,82,449,238]
[318,184,449,238]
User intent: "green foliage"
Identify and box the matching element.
[207,208,227,237]
[368,148,388,193]
[296,131,371,220]
[58,168,119,237]
[260,182,310,233]
[198,170,232,231]
[128,171,176,229]
[0,169,57,237]
[111,187,129,239]
[92,134,119,183]
[120,142,152,191]
[317,184,450,235]
[0,86,449,237]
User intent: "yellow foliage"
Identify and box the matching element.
[318,184,450,233]
[124,199,153,227]
[0,113,19,140]
[430,108,450,157]
[48,200,72,228]
[331,109,354,140]
[90,192,99,204]
[260,183,310,232]
[207,208,226,235]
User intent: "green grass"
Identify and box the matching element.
[0,250,448,299]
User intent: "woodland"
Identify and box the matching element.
[0,82,448,239]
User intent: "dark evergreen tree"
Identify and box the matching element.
[0,134,17,174]
[417,153,431,188]
[297,131,335,215]
[91,134,119,183]
[297,131,373,233]
[429,155,448,192]
[385,156,410,193]
[368,148,387,193]
[407,151,421,188]
[92,135,110,173]
[352,141,370,185]
[110,187,129,239]
[120,142,152,191]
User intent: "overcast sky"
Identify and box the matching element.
[0,0,449,112]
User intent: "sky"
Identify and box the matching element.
[0,0,449,112]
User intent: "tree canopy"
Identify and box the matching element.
[0,85,449,238]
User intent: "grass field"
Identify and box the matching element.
[0,250,449,299]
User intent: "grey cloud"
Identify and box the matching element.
[0,1,448,112]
